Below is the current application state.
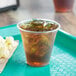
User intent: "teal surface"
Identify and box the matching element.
[0,24,76,76]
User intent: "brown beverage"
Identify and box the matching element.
[54,0,74,12]
[17,19,60,67]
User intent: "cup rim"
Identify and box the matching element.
[17,19,60,33]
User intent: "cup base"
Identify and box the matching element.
[27,62,49,67]
[55,9,72,13]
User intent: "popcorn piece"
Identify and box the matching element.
[5,36,15,51]
[0,36,17,59]
[0,43,9,58]
[0,36,5,44]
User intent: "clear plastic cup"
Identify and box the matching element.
[54,0,74,12]
[17,19,60,67]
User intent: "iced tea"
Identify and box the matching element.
[54,0,74,12]
[17,19,60,67]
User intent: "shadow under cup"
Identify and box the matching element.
[17,19,60,67]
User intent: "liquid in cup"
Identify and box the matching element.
[17,19,60,67]
[54,0,74,12]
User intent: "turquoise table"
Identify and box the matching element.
[0,24,76,76]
